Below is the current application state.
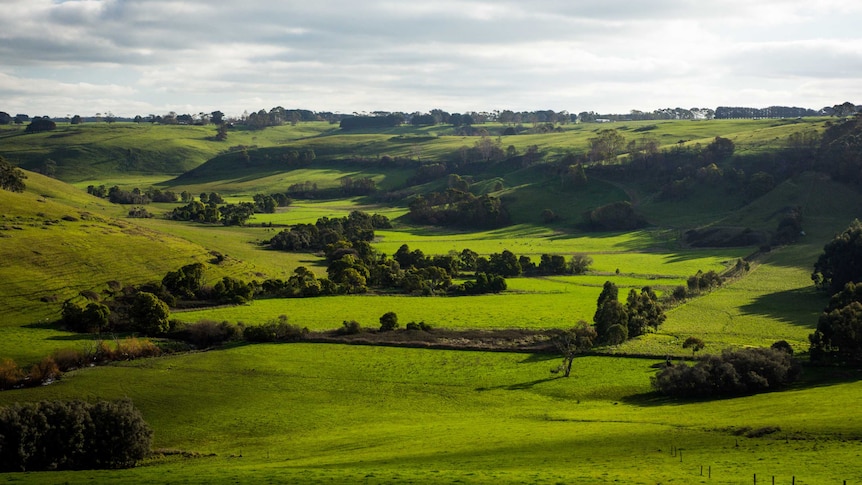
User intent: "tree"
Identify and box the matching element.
[25,117,56,133]
[162,263,205,299]
[0,398,152,471]
[588,129,626,163]
[812,219,862,294]
[0,156,26,192]
[593,281,628,341]
[82,302,110,334]
[625,287,665,337]
[70,115,82,124]
[810,301,862,363]
[379,311,399,331]
[706,136,735,160]
[682,336,705,357]
[552,321,597,377]
[211,110,225,125]
[215,123,228,141]
[569,254,593,275]
[129,292,170,335]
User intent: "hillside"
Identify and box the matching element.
[0,122,336,182]
[3,117,862,483]
[0,171,226,360]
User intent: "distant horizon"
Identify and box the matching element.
[2,102,854,122]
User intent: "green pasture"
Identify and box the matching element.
[175,292,593,330]
[0,122,336,182]
[2,118,860,483]
[1,344,861,483]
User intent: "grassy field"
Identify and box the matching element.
[0,344,860,483]
[1,118,861,483]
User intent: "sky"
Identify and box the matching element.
[1,0,861,118]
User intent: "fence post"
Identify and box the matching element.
[753,473,756,484]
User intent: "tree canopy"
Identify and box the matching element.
[812,219,862,294]
[0,156,26,193]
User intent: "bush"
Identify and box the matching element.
[51,348,86,371]
[0,398,152,471]
[0,359,24,390]
[653,347,800,398]
[379,311,399,331]
[339,320,362,335]
[181,320,241,348]
[28,357,59,384]
[243,316,307,342]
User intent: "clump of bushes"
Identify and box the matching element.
[242,315,308,342]
[175,320,242,348]
[0,398,152,471]
[653,345,800,398]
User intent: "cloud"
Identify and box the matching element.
[0,1,860,116]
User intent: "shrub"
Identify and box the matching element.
[51,348,86,371]
[0,359,24,390]
[243,316,307,342]
[182,320,241,348]
[338,320,362,335]
[115,337,161,360]
[28,357,60,384]
[379,311,399,331]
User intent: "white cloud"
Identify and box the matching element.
[0,0,860,116]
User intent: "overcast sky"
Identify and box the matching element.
[2,0,861,118]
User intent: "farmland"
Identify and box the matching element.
[1,116,862,483]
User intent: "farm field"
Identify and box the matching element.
[0,344,861,484]
[1,117,862,483]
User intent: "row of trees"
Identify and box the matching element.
[166,191,290,225]
[0,399,152,471]
[407,189,510,228]
[61,263,257,335]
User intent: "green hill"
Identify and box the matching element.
[0,171,222,361]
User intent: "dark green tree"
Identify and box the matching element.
[810,301,862,363]
[812,219,862,294]
[82,302,110,334]
[593,281,628,341]
[625,286,666,337]
[379,311,399,331]
[129,292,170,335]
[162,263,205,299]
[0,156,26,192]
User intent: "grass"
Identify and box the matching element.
[1,118,860,483]
[0,344,861,483]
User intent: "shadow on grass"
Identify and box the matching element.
[519,353,559,364]
[476,376,563,392]
[738,287,826,328]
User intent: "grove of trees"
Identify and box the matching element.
[0,399,152,471]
